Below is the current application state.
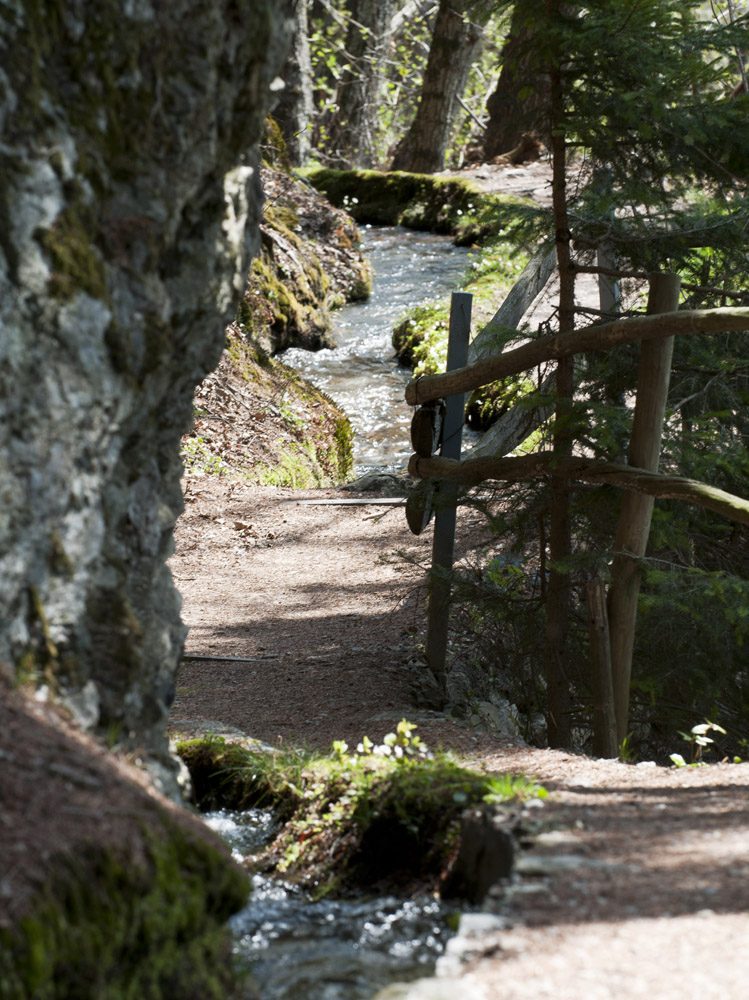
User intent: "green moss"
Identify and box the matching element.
[36,200,108,303]
[301,167,529,244]
[261,116,292,172]
[334,417,355,481]
[392,302,448,371]
[257,445,322,488]
[263,200,301,234]
[189,330,353,486]
[465,375,535,431]
[177,730,545,897]
[0,819,249,1000]
[245,253,331,349]
[391,260,533,374]
[21,586,63,691]
[346,271,373,301]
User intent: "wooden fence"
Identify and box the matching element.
[407,274,749,755]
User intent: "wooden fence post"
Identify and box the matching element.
[609,272,681,745]
[587,577,617,757]
[424,292,472,693]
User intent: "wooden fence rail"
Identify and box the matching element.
[405,306,749,407]
[406,276,749,753]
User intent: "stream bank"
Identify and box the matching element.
[175,733,538,1000]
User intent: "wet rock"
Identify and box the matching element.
[442,805,515,904]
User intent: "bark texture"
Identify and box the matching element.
[391,0,487,173]
[326,0,394,167]
[0,0,292,794]
[483,6,551,158]
[274,0,315,164]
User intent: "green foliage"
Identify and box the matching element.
[445,0,749,758]
[669,719,729,767]
[482,774,548,804]
[180,436,231,478]
[177,728,545,895]
[490,0,749,268]
[618,734,637,763]
[307,3,509,169]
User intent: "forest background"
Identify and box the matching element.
[238,0,749,763]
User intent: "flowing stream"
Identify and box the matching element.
[281,226,471,474]
[215,229,475,998]
[207,809,462,1000]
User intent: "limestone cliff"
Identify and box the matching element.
[0,1,292,792]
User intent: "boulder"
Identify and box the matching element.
[441,805,515,904]
[0,0,292,794]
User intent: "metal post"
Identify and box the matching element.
[424,292,472,694]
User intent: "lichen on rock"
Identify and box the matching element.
[239,164,373,354]
[0,0,296,992]
[0,0,292,789]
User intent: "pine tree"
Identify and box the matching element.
[487,0,749,748]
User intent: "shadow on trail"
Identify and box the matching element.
[509,772,749,927]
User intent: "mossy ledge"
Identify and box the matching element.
[241,165,373,355]
[301,167,528,246]
[183,324,353,487]
[177,731,545,898]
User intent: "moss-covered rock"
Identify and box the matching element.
[392,242,531,432]
[0,679,250,1000]
[301,167,528,245]
[241,166,373,355]
[177,727,546,898]
[0,829,248,1000]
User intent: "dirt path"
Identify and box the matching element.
[169,476,497,753]
[169,475,749,1000]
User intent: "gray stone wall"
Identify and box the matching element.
[0,1,291,791]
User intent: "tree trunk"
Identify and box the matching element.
[608,273,680,744]
[326,0,395,168]
[274,0,314,165]
[587,577,618,758]
[543,1,574,749]
[391,0,488,173]
[483,5,551,159]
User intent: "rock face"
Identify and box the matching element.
[0,1,292,792]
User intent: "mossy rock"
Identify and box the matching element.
[176,732,544,898]
[301,167,529,245]
[0,680,252,1000]
[0,822,249,1000]
[392,242,529,395]
[182,326,354,487]
[240,165,373,356]
[465,375,536,431]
